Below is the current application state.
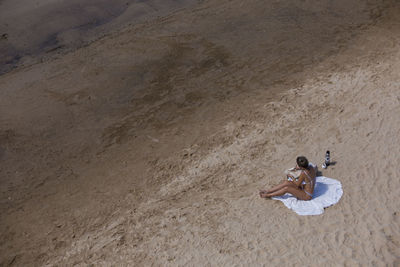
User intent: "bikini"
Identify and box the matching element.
[286,164,315,197]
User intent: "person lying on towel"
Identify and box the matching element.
[259,156,317,200]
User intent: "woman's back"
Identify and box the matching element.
[302,163,317,195]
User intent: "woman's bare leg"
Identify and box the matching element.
[259,181,297,198]
[264,180,294,193]
[262,185,311,200]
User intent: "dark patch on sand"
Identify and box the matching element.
[0,0,198,75]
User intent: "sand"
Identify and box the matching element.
[1,0,400,265]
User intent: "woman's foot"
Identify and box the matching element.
[259,191,270,198]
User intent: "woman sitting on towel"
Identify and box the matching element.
[259,156,317,200]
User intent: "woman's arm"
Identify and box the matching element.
[292,172,305,187]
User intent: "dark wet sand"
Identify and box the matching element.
[0,0,198,74]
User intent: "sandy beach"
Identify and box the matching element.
[1,0,400,265]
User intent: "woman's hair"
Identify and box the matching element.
[296,156,309,168]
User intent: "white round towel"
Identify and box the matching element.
[272,176,343,215]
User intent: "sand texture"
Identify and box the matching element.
[1,0,400,265]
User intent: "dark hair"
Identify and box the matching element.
[296,156,309,168]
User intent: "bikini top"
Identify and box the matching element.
[286,163,316,186]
